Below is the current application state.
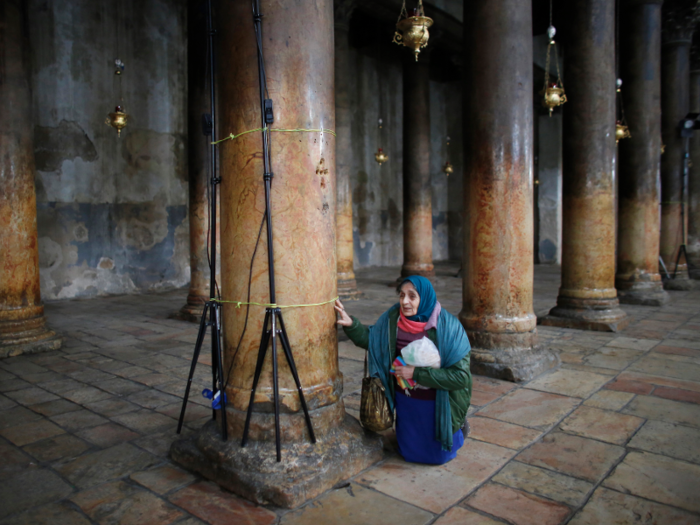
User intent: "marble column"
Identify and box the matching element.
[171,0,382,508]
[687,40,700,278]
[660,3,694,283]
[461,0,558,381]
[615,0,669,305]
[173,0,218,322]
[0,0,62,358]
[540,0,630,332]
[400,54,435,278]
[334,0,362,299]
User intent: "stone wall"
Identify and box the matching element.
[29,0,189,300]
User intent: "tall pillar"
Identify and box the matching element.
[541,0,630,332]
[400,54,435,278]
[173,0,218,322]
[660,2,694,283]
[688,40,700,278]
[0,0,62,358]
[461,0,558,381]
[334,0,362,299]
[171,0,382,508]
[615,0,669,305]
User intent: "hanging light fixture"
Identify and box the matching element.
[443,136,453,175]
[614,3,630,144]
[375,117,389,165]
[541,23,567,116]
[392,0,433,61]
[106,105,129,137]
[105,8,128,137]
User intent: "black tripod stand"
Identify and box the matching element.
[240,0,316,462]
[177,0,227,441]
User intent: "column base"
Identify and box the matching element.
[337,278,363,300]
[468,330,559,382]
[170,415,384,509]
[169,294,207,323]
[539,297,630,332]
[663,276,700,291]
[0,316,62,358]
[616,280,669,306]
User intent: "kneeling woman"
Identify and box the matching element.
[335,276,471,465]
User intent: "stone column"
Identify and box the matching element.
[334,0,362,299]
[173,0,217,322]
[400,54,435,278]
[540,0,630,332]
[660,2,694,283]
[171,0,382,508]
[0,0,62,358]
[615,0,669,305]
[689,42,700,278]
[461,0,558,381]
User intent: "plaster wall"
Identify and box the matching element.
[28,0,189,300]
[347,46,460,269]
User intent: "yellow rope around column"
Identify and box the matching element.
[211,126,336,145]
[211,296,339,309]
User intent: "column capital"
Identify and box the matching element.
[662,0,699,45]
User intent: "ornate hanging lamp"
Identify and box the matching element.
[105,9,128,137]
[106,105,129,137]
[374,118,389,165]
[541,24,567,116]
[615,79,631,143]
[392,0,433,61]
[443,136,453,175]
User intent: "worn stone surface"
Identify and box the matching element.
[130,465,197,495]
[0,502,92,525]
[583,390,635,410]
[469,417,542,450]
[622,394,700,427]
[628,420,700,464]
[434,507,504,525]
[0,468,74,520]
[478,388,579,430]
[526,369,610,398]
[558,406,644,445]
[604,451,700,513]
[465,483,571,525]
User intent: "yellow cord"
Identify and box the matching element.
[211,296,339,309]
[212,126,336,145]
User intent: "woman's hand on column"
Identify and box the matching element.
[334,299,353,327]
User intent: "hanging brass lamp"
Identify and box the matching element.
[541,25,567,116]
[615,121,631,143]
[615,79,631,143]
[443,161,453,175]
[375,148,389,165]
[392,0,433,61]
[106,105,128,137]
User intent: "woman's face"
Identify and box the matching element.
[399,282,420,317]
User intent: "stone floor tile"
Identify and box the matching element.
[0,394,16,411]
[628,355,700,382]
[517,432,625,483]
[82,397,142,417]
[492,461,593,507]
[131,373,176,387]
[583,349,643,371]
[470,389,503,406]
[170,481,277,525]
[56,442,158,488]
[617,370,700,392]
[1,361,48,377]
[603,451,700,513]
[22,434,91,463]
[98,378,148,396]
[558,406,643,445]
[40,379,85,395]
[582,390,634,411]
[653,344,700,358]
[0,468,74,520]
[4,387,59,406]
[130,465,196,495]
[126,389,181,410]
[0,502,92,525]
[356,440,514,513]
[22,371,65,384]
[71,480,183,525]
[433,507,504,525]
[62,386,112,406]
[469,417,542,450]
[472,376,517,396]
[568,486,699,525]
[478,389,579,430]
[653,385,700,404]
[0,442,33,474]
[603,378,653,395]
[157,402,209,423]
[288,485,434,525]
[112,409,176,434]
[560,363,618,377]
[0,406,42,429]
[50,409,109,432]
[628,420,700,464]
[28,399,82,417]
[622,395,700,427]
[338,340,365,362]
[114,365,156,378]
[0,419,65,446]
[76,423,141,448]
[604,337,660,351]
[525,369,611,399]
[465,483,571,525]
[132,430,181,458]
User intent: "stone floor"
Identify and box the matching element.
[1,262,700,524]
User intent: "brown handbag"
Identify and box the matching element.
[360,354,394,432]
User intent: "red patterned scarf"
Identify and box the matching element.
[398,310,428,334]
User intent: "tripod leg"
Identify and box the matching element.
[276,311,316,444]
[241,310,272,447]
[271,312,282,462]
[177,302,210,434]
[673,246,684,279]
[212,304,228,441]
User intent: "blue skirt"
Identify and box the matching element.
[395,390,464,465]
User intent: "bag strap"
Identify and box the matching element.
[364,352,368,377]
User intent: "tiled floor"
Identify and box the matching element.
[1,262,700,524]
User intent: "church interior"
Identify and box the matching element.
[1,0,700,523]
